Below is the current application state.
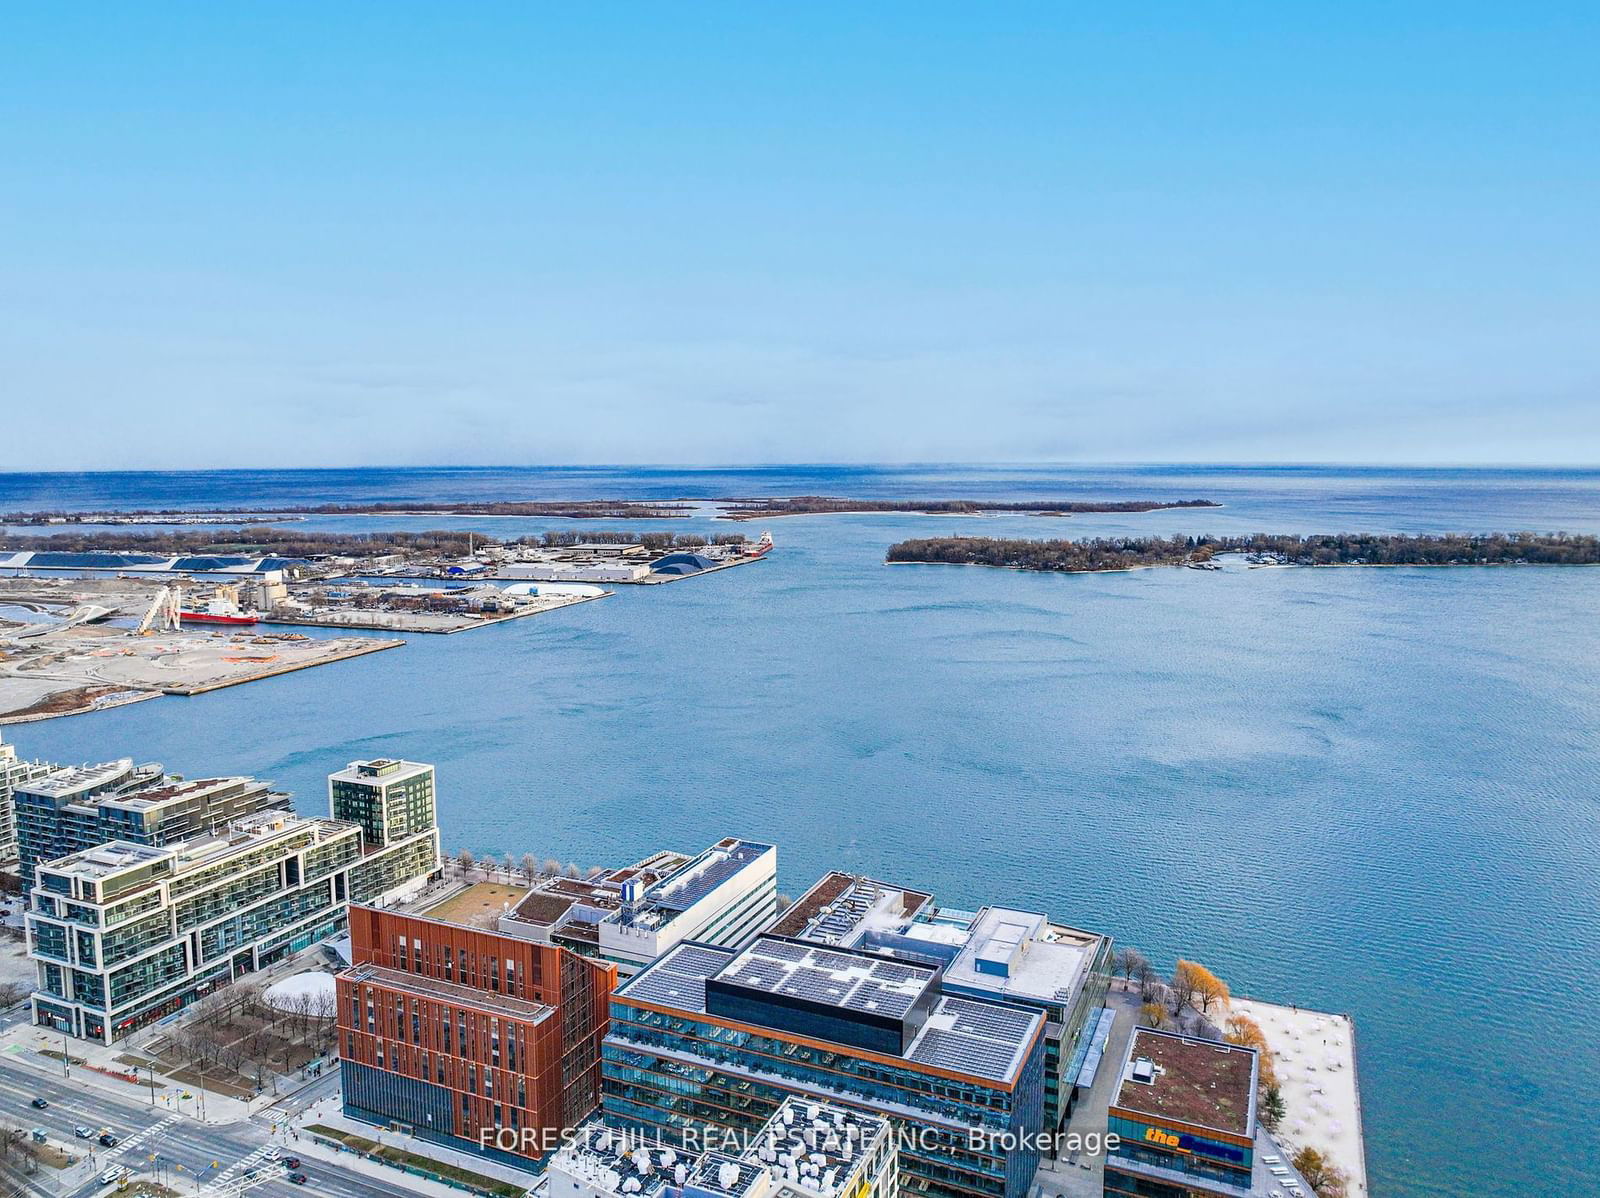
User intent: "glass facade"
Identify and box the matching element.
[1105,1111,1256,1198]
[603,1002,1045,1198]
[28,812,436,1043]
[330,761,436,847]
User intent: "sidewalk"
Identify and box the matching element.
[286,1092,539,1197]
[0,1015,322,1126]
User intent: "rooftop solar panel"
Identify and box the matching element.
[621,943,735,1013]
[902,996,1041,1082]
[713,936,937,1023]
[755,938,811,963]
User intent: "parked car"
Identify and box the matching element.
[98,1132,119,1147]
[74,1125,93,1138]
[30,1098,47,1109]
[288,1173,308,1185]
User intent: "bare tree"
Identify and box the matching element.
[1137,962,1162,1002]
[543,857,561,877]
[563,863,580,879]
[1114,947,1147,983]
[520,853,538,883]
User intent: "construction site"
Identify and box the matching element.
[0,568,610,724]
[0,576,401,724]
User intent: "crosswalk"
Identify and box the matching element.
[105,1113,181,1159]
[201,1142,279,1192]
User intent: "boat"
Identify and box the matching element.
[179,585,260,626]
[179,609,258,626]
[748,531,775,557]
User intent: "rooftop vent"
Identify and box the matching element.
[1131,1057,1157,1084]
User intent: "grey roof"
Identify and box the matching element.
[619,943,736,1012]
[647,839,773,913]
[905,996,1041,1082]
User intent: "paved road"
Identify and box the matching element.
[0,1057,427,1198]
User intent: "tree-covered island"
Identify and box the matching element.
[718,497,1220,520]
[885,532,1600,571]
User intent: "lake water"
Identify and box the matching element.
[5,465,1599,1197]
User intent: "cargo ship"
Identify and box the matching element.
[179,585,259,626]
[749,531,774,557]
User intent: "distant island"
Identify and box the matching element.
[717,497,1221,520]
[885,532,1600,572]
[2,500,691,523]
[0,526,741,560]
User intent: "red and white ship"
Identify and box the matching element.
[179,586,259,626]
[748,531,774,557]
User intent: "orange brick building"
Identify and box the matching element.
[336,896,616,1171]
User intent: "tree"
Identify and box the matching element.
[1169,961,1199,1013]
[543,857,562,877]
[1292,1147,1349,1198]
[520,853,538,883]
[1224,1014,1276,1088]
[1114,947,1147,982]
[1261,1085,1287,1130]
[1136,962,1161,1001]
[1173,960,1229,1014]
[456,848,476,873]
[0,980,28,1009]
[1139,1002,1168,1030]
[564,863,580,879]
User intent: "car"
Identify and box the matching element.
[282,1157,302,1170]
[288,1173,308,1185]
[98,1132,119,1147]
[30,1098,47,1109]
[74,1125,93,1138]
[99,1165,128,1185]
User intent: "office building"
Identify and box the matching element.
[336,884,618,1173]
[771,873,1113,1128]
[0,733,53,865]
[27,803,438,1043]
[14,759,292,885]
[1105,1029,1312,1198]
[602,933,1047,1198]
[551,1097,895,1198]
[499,838,777,973]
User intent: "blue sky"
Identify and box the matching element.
[3,4,1597,468]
